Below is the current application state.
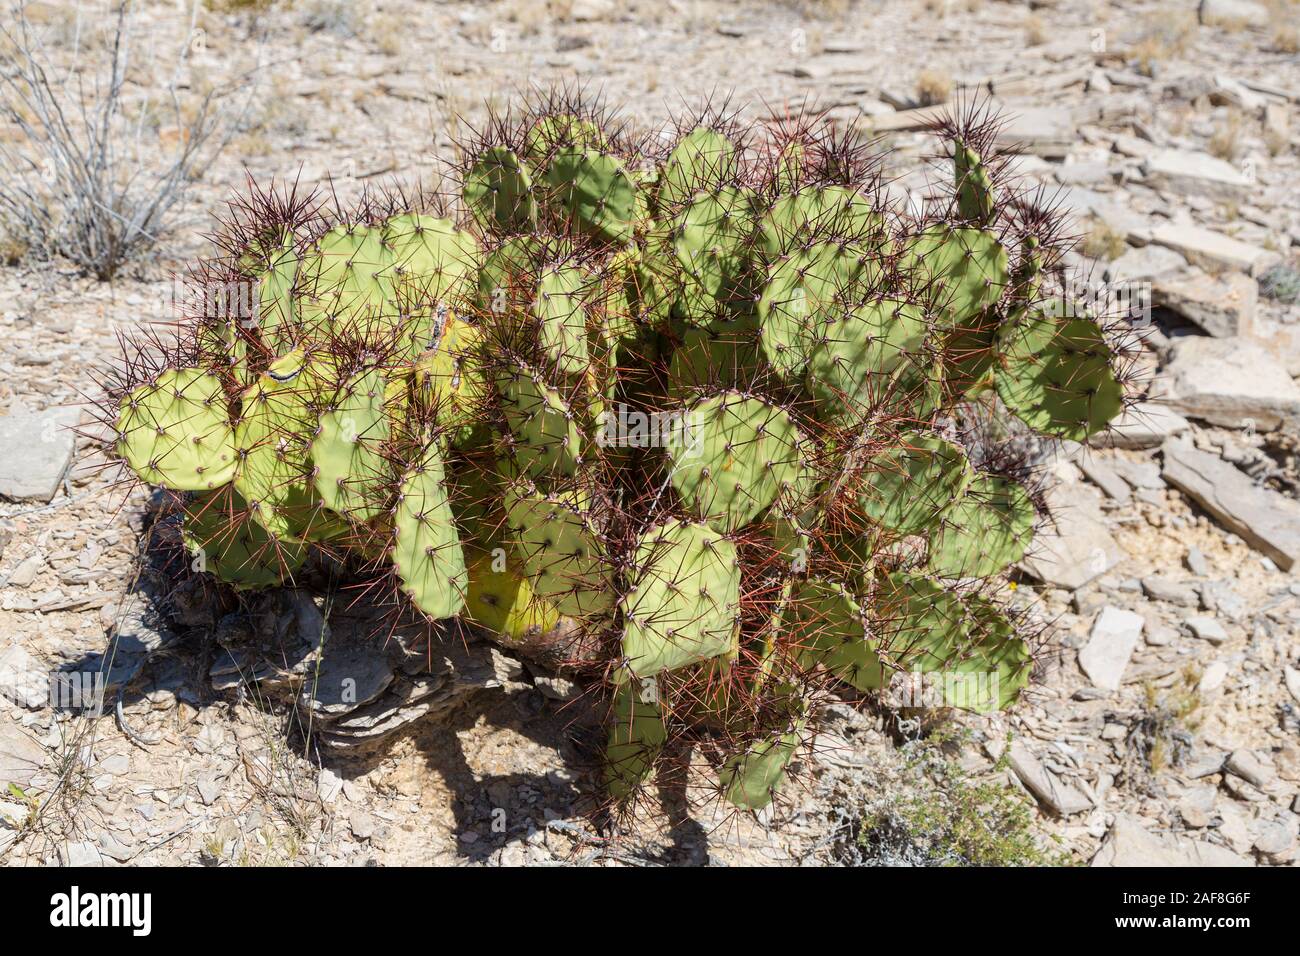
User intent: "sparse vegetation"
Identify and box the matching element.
[835,730,1071,866]
[0,3,252,279]
[1082,221,1128,261]
[1126,665,1203,781]
[1259,261,1300,304]
[1208,110,1243,162]
[1127,14,1197,76]
[916,68,952,106]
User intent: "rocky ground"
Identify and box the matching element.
[2,0,1299,866]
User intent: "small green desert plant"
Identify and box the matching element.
[1127,665,1203,779]
[839,730,1069,866]
[99,88,1135,815]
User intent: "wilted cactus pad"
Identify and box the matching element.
[103,90,1134,815]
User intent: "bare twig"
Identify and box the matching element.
[0,1,259,279]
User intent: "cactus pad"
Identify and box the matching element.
[620,519,740,680]
[465,553,560,640]
[907,225,1008,330]
[310,366,391,521]
[788,578,883,691]
[806,298,929,420]
[392,441,468,619]
[666,391,812,534]
[858,431,972,535]
[995,312,1123,441]
[116,367,237,491]
[232,350,320,539]
[496,363,583,480]
[464,146,538,233]
[605,680,667,803]
[927,474,1035,579]
[182,489,308,589]
[505,486,612,619]
[544,149,639,246]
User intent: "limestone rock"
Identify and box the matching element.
[0,404,79,504]
[1078,607,1144,690]
[1162,438,1300,571]
[1092,813,1252,866]
[1160,336,1300,430]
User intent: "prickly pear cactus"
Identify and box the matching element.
[101,91,1136,818]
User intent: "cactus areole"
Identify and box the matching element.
[104,91,1132,814]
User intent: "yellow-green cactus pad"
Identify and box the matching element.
[116,367,237,491]
[620,518,740,680]
[666,391,813,534]
[392,440,467,619]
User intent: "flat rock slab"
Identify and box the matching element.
[1104,245,1187,285]
[1162,438,1300,571]
[1160,336,1300,430]
[1148,222,1280,276]
[1008,741,1091,816]
[1141,148,1252,200]
[1092,400,1190,450]
[1152,270,1257,338]
[1079,607,1144,690]
[300,633,396,717]
[0,643,48,709]
[0,716,46,789]
[1020,484,1125,590]
[0,405,79,503]
[1092,813,1252,866]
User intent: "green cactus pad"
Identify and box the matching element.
[954,141,996,224]
[665,313,762,399]
[383,214,478,355]
[464,146,538,233]
[995,311,1123,441]
[672,186,757,321]
[543,149,639,246]
[505,486,612,619]
[496,364,583,479]
[788,578,883,692]
[666,391,813,534]
[657,126,735,210]
[182,488,308,589]
[805,298,929,421]
[475,234,555,313]
[858,431,972,535]
[296,224,397,335]
[392,441,468,619]
[116,367,237,491]
[525,114,608,163]
[893,594,1031,711]
[907,225,1009,330]
[252,229,299,342]
[465,553,560,640]
[409,315,487,442]
[310,366,391,521]
[757,242,868,381]
[720,728,801,810]
[759,185,885,258]
[605,680,667,803]
[628,231,681,328]
[534,263,590,378]
[232,350,322,539]
[927,474,1035,579]
[872,570,970,671]
[620,519,740,680]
